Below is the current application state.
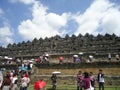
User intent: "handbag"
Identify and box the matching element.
[21,82,27,87]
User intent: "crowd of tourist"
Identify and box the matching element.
[0,57,111,90]
[76,69,104,90]
[0,52,119,90]
[0,60,33,90]
[0,52,120,66]
[46,69,105,90]
[107,53,120,60]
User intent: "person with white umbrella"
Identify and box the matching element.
[51,74,57,90]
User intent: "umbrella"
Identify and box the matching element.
[52,71,61,74]
[29,60,33,62]
[45,53,49,57]
[89,55,93,58]
[79,52,83,55]
[7,57,13,60]
[59,56,64,61]
[34,80,46,90]
[23,60,27,62]
[73,55,78,57]
[4,56,8,59]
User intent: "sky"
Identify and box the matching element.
[0,0,120,47]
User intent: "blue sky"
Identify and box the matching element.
[0,0,120,47]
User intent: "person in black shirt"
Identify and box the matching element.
[51,74,57,90]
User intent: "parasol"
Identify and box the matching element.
[52,71,61,74]
[89,55,93,58]
[59,56,64,60]
[79,52,83,55]
[73,54,78,57]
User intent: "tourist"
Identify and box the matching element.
[20,73,30,90]
[97,69,104,90]
[108,53,112,60]
[73,54,78,63]
[9,71,14,81]
[10,73,18,90]
[51,74,57,90]
[77,70,83,90]
[115,54,119,60]
[88,55,93,62]
[0,70,3,87]
[20,63,28,76]
[89,72,95,89]
[82,72,91,90]
[44,53,50,63]
[59,56,64,64]
[0,72,11,90]
[27,61,33,75]
[34,79,46,90]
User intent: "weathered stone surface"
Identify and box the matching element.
[0,33,120,59]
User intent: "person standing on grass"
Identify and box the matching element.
[82,72,91,90]
[89,72,95,90]
[10,73,18,90]
[97,69,105,90]
[20,73,30,90]
[0,73,11,90]
[34,79,46,90]
[51,74,57,90]
[77,70,83,90]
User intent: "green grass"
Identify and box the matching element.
[28,84,120,90]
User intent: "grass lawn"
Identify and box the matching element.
[28,84,120,90]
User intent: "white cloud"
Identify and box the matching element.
[101,8,120,36]
[73,0,120,36]
[46,13,68,28]
[9,0,34,4]
[19,0,35,5]
[18,0,69,40]
[0,7,13,46]
[0,26,13,46]
[18,0,120,41]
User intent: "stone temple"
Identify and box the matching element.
[0,33,120,59]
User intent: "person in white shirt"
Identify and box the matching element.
[10,73,18,90]
[0,70,3,87]
[97,69,104,90]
